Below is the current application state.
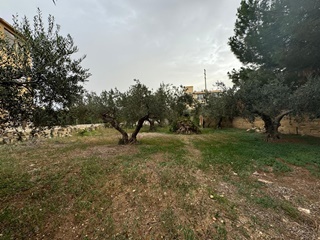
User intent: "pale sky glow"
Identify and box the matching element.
[1,0,243,93]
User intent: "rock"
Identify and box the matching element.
[298,207,310,214]
[253,171,259,176]
[283,195,290,200]
[257,179,273,184]
[0,124,104,144]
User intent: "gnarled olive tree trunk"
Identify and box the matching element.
[254,110,292,141]
[129,115,149,144]
[102,113,149,145]
[102,113,129,144]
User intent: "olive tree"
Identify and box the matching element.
[202,83,238,129]
[228,0,320,139]
[101,81,163,144]
[0,9,90,129]
[100,80,192,144]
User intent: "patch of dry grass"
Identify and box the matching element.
[0,128,319,239]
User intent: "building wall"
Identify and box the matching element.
[232,116,320,137]
[184,86,194,94]
[0,18,20,67]
[0,18,16,40]
[0,18,30,124]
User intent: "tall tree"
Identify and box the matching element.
[229,0,320,75]
[228,0,320,139]
[0,9,90,129]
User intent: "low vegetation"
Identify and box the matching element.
[1,128,319,239]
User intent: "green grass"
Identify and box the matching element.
[0,127,319,239]
[195,129,320,176]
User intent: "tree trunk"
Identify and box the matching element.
[260,114,280,140]
[102,113,129,144]
[148,119,156,131]
[156,119,163,127]
[128,115,149,144]
[254,110,292,141]
[216,117,223,129]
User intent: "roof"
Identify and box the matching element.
[0,18,16,35]
[193,90,221,95]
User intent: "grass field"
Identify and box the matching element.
[0,128,319,239]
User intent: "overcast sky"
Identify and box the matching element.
[1,0,242,93]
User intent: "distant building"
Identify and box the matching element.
[184,85,221,104]
[0,18,16,45]
[184,86,194,94]
[0,17,28,75]
[184,85,222,127]
[0,17,25,69]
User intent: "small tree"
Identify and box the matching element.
[145,83,173,131]
[0,9,90,129]
[68,91,105,125]
[202,83,237,129]
[167,86,194,124]
[101,80,174,144]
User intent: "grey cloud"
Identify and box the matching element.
[1,0,242,92]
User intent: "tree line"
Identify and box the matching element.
[1,0,320,143]
[68,81,194,144]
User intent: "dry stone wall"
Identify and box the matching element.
[232,117,320,137]
[0,124,104,144]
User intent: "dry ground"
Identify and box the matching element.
[0,129,319,239]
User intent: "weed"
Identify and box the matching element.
[272,160,292,173]
[160,208,178,238]
[253,195,277,208]
[121,165,140,185]
[180,226,196,240]
[279,201,300,220]
[214,224,228,240]
[208,190,238,221]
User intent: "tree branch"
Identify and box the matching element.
[102,113,129,144]
[130,114,149,143]
[275,110,293,123]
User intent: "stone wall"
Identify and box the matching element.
[0,124,104,144]
[232,117,320,137]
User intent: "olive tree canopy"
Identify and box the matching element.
[228,0,320,139]
[0,9,90,129]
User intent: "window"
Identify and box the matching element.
[4,28,15,46]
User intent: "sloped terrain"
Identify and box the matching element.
[0,128,319,239]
